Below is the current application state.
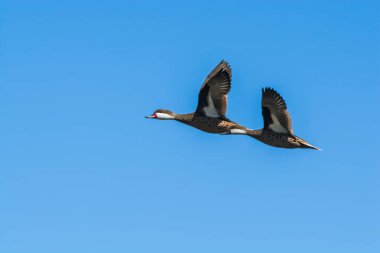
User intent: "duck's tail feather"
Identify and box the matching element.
[298,138,321,151]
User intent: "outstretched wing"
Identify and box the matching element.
[261,87,294,134]
[195,60,232,118]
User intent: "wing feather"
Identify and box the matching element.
[261,87,293,134]
[196,60,232,118]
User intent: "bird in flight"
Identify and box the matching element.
[146,60,250,135]
[146,60,319,150]
[248,87,320,150]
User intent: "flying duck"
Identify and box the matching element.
[247,87,320,150]
[146,60,250,135]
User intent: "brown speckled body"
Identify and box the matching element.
[175,113,246,134]
[248,129,315,149]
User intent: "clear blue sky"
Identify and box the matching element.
[1,1,379,252]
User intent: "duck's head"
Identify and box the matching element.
[145,109,176,120]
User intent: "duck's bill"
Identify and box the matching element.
[145,115,156,118]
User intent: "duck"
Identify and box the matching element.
[247,87,320,150]
[146,60,250,135]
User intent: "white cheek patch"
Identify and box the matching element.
[230,129,247,134]
[269,114,288,133]
[204,94,220,118]
[156,113,175,119]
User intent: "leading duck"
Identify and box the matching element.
[146,61,319,150]
[146,60,249,135]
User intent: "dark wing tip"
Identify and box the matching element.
[219,59,229,66]
[205,60,232,80]
[262,87,287,109]
[218,59,232,77]
[205,59,232,87]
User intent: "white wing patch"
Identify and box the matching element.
[269,114,288,133]
[203,94,220,118]
[230,129,247,134]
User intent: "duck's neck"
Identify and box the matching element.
[247,129,263,140]
[173,113,194,123]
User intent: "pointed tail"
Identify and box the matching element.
[298,138,321,151]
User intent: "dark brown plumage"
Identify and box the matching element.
[261,87,293,134]
[248,88,319,150]
[146,60,249,135]
[196,60,232,118]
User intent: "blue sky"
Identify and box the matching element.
[1,0,379,252]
